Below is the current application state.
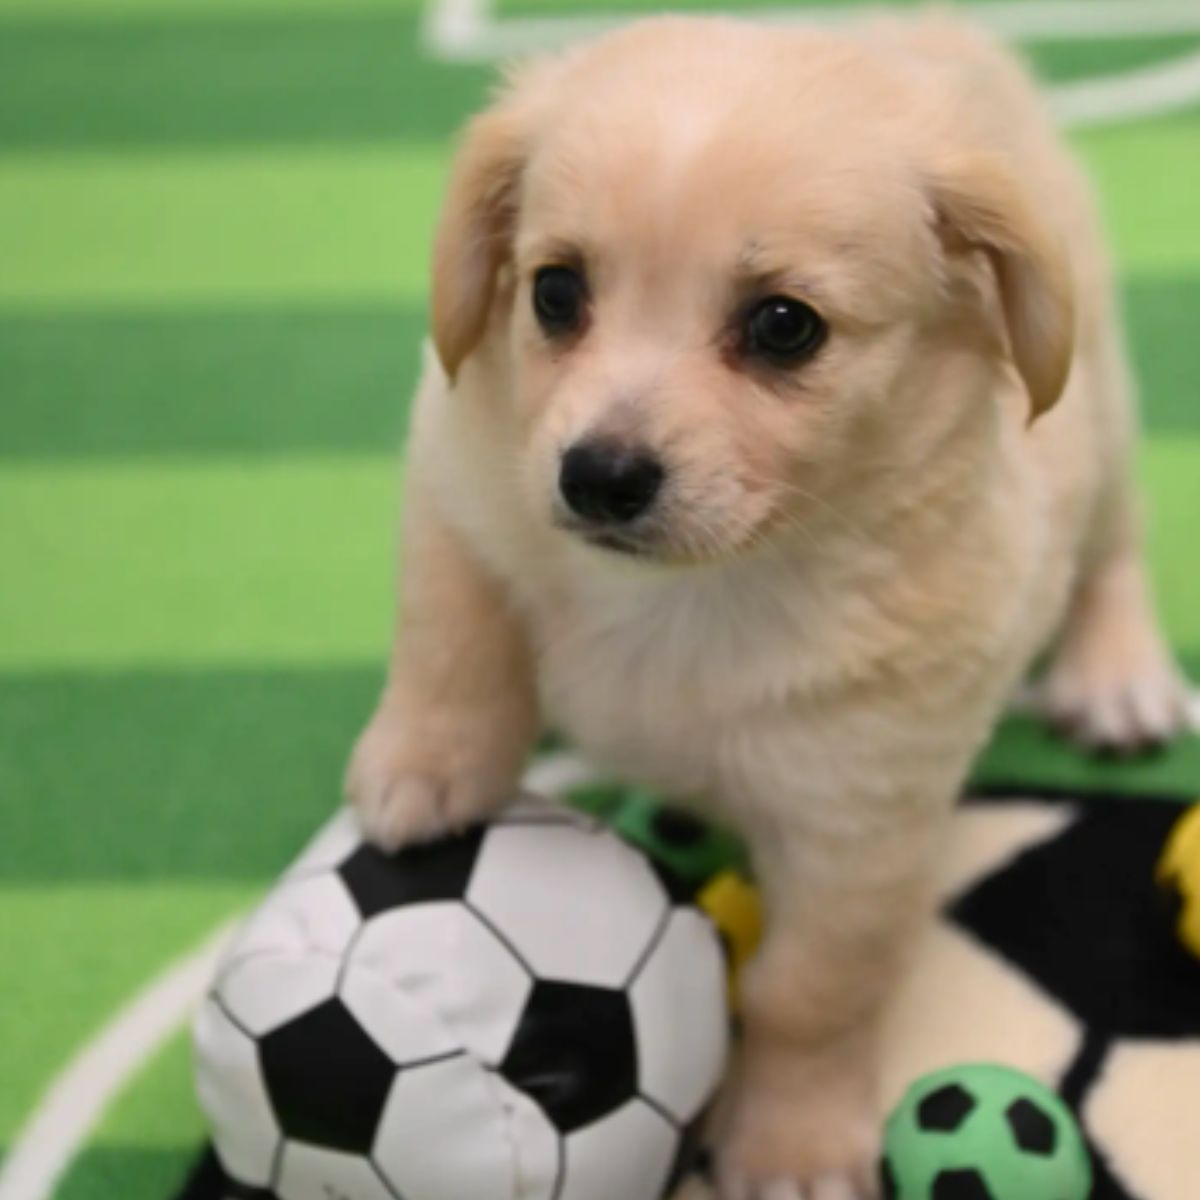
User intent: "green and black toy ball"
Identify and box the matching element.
[881,1064,1092,1200]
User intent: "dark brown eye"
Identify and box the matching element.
[744,296,826,363]
[533,266,587,335]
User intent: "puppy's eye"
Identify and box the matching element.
[744,296,826,363]
[533,266,587,335]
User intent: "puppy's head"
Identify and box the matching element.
[432,18,1074,565]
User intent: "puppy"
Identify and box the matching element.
[347,14,1191,1199]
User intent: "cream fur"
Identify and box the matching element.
[346,15,1190,1199]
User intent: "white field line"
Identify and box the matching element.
[0,922,238,1200]
[425,0,1200,60]
[1052,47,1200,125]
[426,0,488,53]
[423,0,1200,128]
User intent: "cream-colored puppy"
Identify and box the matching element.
[347,15,1190,1199]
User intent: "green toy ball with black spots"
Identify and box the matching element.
[881,1064,1092,1200]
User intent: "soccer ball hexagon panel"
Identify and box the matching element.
[466,821,671,988]
[194,797,729,1200]
[346,901,533,1065]
[193,998,281,1190]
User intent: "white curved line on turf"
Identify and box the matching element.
[1054,48,1200,126]
[422,0,1200,128]
[425,0,1200,62]
[425,2,1200,126]
[427,0,486,53]
[0,921,238,1200]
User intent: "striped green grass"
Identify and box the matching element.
[1077,114,1200,271]
[0,668,377,881]
[0,0,418,16]
[0,305,426,459]
[1125,276,1200,433]
[1138,439,1200,650]
[54,1149,200,1200]
[0,146,444,309]
[0,10,490,150]
[0,457,397,669]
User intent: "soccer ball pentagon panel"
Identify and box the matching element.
[194,796,729,1200]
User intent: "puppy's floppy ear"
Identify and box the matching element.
[930,151,1075,420]
[431,85,536,380]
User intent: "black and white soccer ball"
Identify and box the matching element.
[194,795,729,1200]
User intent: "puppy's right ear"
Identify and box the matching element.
[431,95,533,381]
[928,150,1075,422]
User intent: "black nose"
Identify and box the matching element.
[559,441,664,524]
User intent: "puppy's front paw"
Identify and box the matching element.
[344,700,518,850]
[716,1040,882,1200]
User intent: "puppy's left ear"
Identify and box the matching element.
[431,97,531,381]
[930,152,1075,420]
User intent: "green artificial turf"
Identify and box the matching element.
[0,305,425,459]
[0,146,445,309]
[0,11,490,150]
[0,668,378,881]
[56,1149,204,1200]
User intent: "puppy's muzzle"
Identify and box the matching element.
[559,440,664,525]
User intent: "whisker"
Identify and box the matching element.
[735,471,878,554]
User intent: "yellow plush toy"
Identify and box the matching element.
[697,870,764,1007]
[1157,804,1200,958]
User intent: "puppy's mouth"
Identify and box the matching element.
[558,511,783,568]
[582,529,648,556]
[555,516,651,557]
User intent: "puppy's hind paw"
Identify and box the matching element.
[1033,555,1195,756]
[1033,648,1193,755]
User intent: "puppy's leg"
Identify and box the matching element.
[1031,321,1192,751]
[345,482,537,849]
[1036,444,1192,752]
[1037,548,1191,751]
[717,818,939,1200]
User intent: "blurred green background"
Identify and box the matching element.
[0,0,1197,1195]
